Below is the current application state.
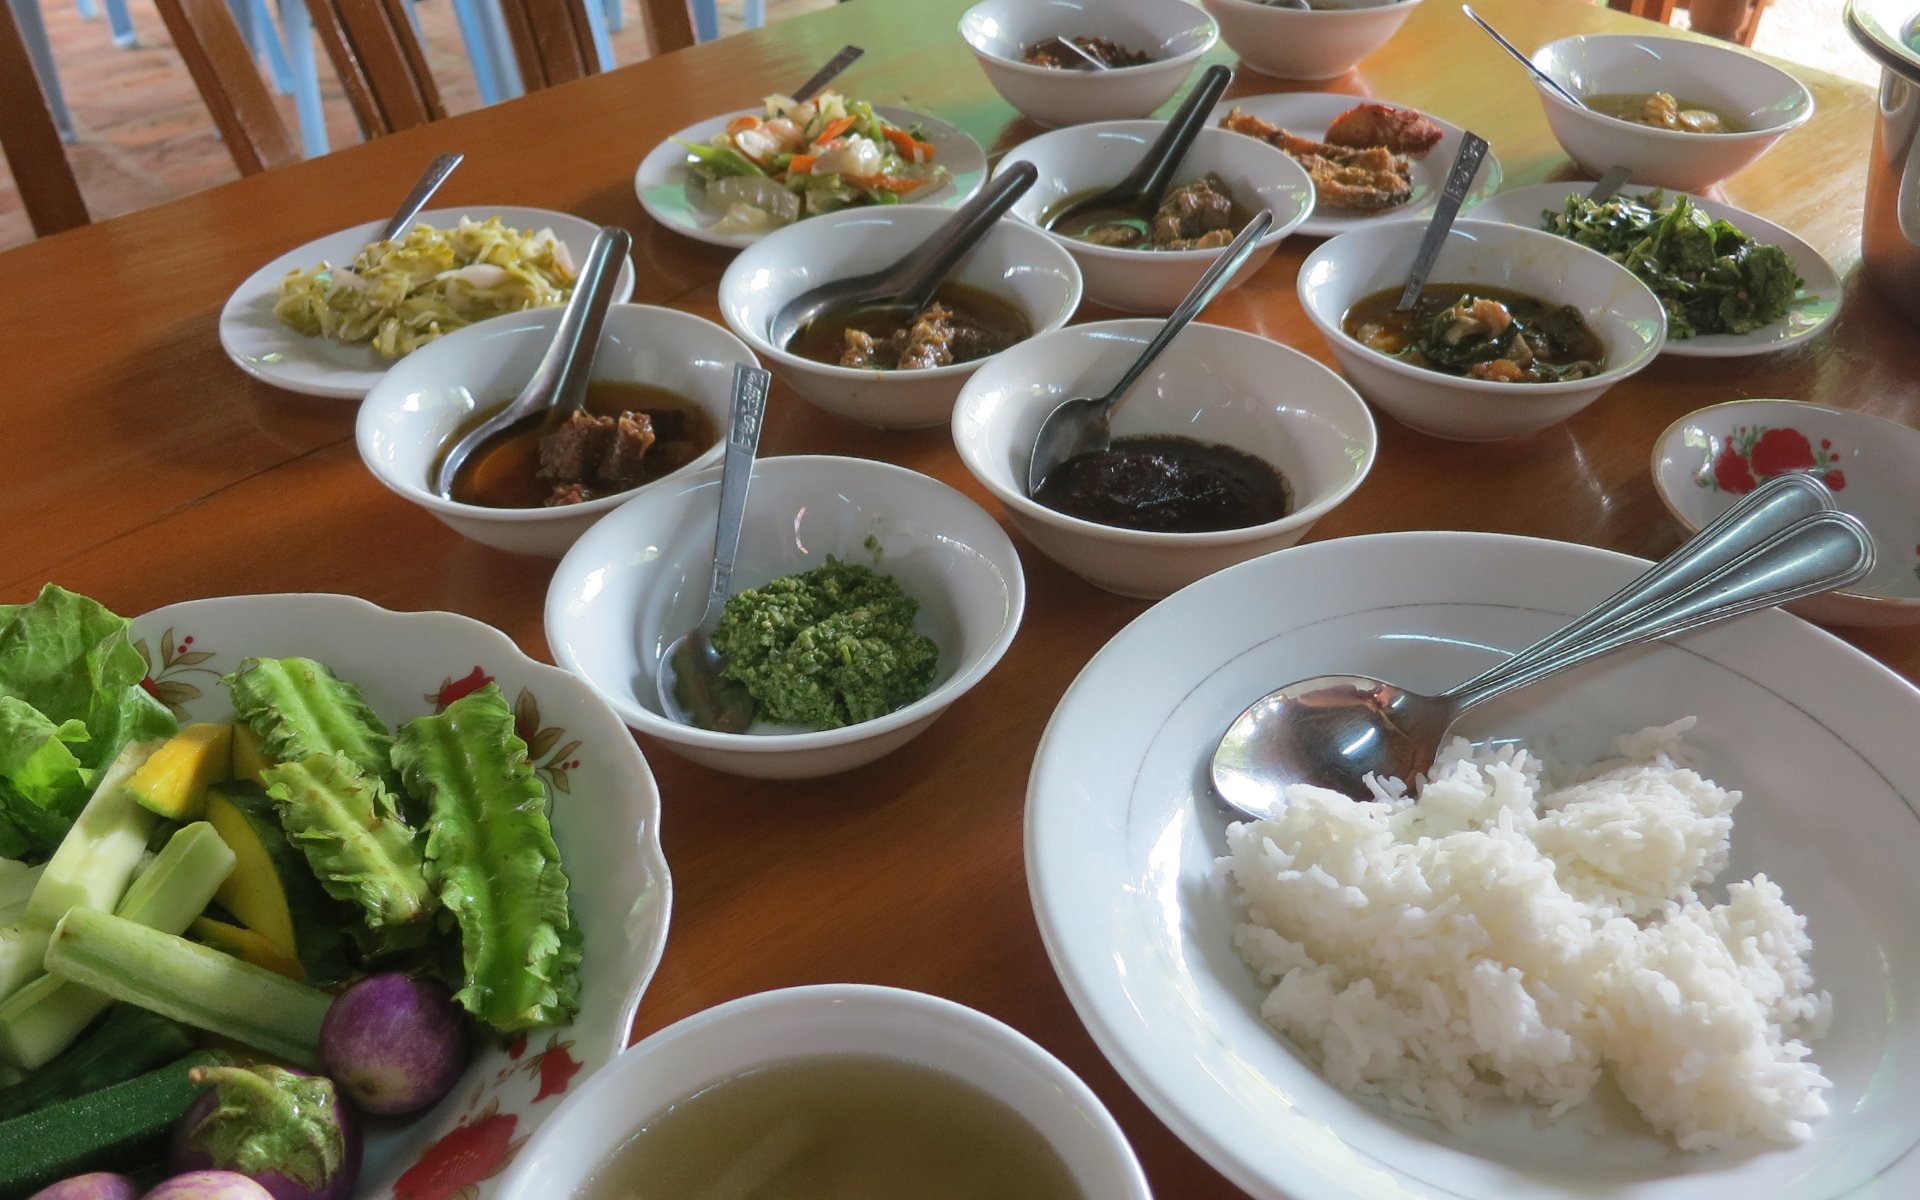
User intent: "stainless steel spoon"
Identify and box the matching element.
[1210,477,1872,819]
[1461,4,1586,110]
[791,44,864,102]
[656,363,773,733]
[1025,208,1274,496]
[1041,63,1234,234]
[376,153,464,243]
[766,159,1038,350]
[1393,131,1489,311]
[431,225,631,498]
[1587,163,1632,202]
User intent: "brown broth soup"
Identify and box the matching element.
[1341,283,1607,384]
[1033,435,1292,533]
[576,1055,1087,1200]
[444,380,715,508]
[1046,174,1249,251]
[1585,92,1743,134]
[786,283,1029,370]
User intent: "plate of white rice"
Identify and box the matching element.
[1025,531,1920,1200]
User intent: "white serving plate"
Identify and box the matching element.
[1027,531,1920,1200]
[1468,182,1842,358]
[131,593,670,1199]
[634,106,987,250]
[1208,92,1503,237]
[218,206,636,401]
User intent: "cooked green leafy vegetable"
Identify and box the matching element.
[711,557,940,729]
[393,684,580,1033]
[261,752,433,932]
[1541,190,1804,338]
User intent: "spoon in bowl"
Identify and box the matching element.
[1393,130,1489,312]
[1025,208,1273,496]
[1210,475,1870,819]
[375,152,464,244]
[656,363,774,733]
[1028,35,1113,70]
[1461,5,1585,110]
[765,160,1039,350]
[431,225,631,498]
[1041,63,1234,236]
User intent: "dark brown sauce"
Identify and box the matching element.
[1044,175,1251,251]
[1032,435,1292,533]
[445,380,715,508]
[785,283,1030,371]
[1022,36,1152,70]
[1341,283,1606,383]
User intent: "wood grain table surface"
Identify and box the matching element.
[2,0,1913,1193]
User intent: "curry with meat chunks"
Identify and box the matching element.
[787,283,1030,370]
[1022,35,1152,69]
[1048,174,1247,251]
[1342,284,1606,383]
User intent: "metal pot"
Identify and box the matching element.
[1848,0,1920,326]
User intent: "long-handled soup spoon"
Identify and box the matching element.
[431,225,631,497]
[790,44,864,102]
[1210,475,1870,819]
[1393,131,1489,312]
[376,153,464,243]
[656,364,774,733]
[1462,4,1586,110]
[1025,208,1274,496]
[1041,63,1234,235]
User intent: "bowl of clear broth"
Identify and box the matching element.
[1297,218,1666,441]
[357,304,754,557]
[953,319,1377,598]
[493,984,1152,1200]
[718,205,1082,429]
[1530,33,1813,192]
[997,120,1314,314]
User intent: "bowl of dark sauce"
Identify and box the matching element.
[954,319,1377,598]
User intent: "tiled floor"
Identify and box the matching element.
[0,0,1880,252]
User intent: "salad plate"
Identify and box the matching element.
[218,206,637,401]
[129,593,671,1198]
[1027,531,1920,1200]
[1467,183,1842,358]
[634,104,987,250]
[1206,92,1503,238]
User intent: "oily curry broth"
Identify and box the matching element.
[577,1055,1086,1200]
[1585,92,1744,133]
[445,380,714,508]
[785,283,1030,370]
[1044,181,1253,250]
[1342,283,1606,382]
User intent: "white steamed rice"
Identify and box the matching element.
[1222,718,1830,1151]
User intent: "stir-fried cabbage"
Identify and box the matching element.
[273,217,578,358]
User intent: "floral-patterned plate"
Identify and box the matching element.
[131,593,672,1199]
[1652,398,1920,627]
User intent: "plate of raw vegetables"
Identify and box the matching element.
[634,91,988,250]
[1465,183,1842,359]
[0,587,670,1200]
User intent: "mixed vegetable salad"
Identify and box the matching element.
[679,91,949,235]
[0,587,580,1200]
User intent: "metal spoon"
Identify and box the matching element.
[1041,63,1234,234]
[1393,131,1489,312]
[656,364,773,733]
[376,153,464,243]
[431,225,631,498]
[1461,5,1585,110]
[1030,35,1113,70]
[1210,479,1872,819]
[791,44,864,101]
[1587,163,1632,202]
[1025,209,1274,496]
[766,160,1039,350]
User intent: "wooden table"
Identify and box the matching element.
[2,0,1913,1193]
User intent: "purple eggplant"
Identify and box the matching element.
[170,1065,360,1200]
[318,973,469,1116]
[142,1173,274,1200]
[26,1174,140,1200]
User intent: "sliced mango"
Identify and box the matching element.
[202,783,352,987]
[123,723,233,820]
[230,721,273,786]
[189,916,306,982]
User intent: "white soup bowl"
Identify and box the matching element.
[960,0,1218,128]
[1201,0,1423,81]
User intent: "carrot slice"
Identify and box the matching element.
[788,153,818,174]
[846,174,931,194]
[811,115,856,146]
[882,126,935,163]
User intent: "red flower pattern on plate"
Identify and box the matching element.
[1697,425,1846,495]
[519,1034,583,1103]
[394,1100,525,1200]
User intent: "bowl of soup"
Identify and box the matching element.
[1200,0,1424,81]
[1297,219,1667,441]
[996,121,1314,314]
[1530,33,1814,191]
[356,304,756,557]
[718,206,1082,429]
[491,984,1152,1200]
[960,0,1218,128]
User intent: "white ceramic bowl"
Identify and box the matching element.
[953,320,1377,599]
[356,304,758,559]
[1531,34,1814,192]
[1201,0,1423,80]
[718,207,1083,429]
[493,985,1152,1200]
[959,0,1218,128]
[1653,399,1920,627]
[995,122,1314,314]
[1296,219,1667,441]
[546,454,1025,778]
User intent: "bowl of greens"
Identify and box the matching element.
[0,587,669,1199]
[545,455,1026,779]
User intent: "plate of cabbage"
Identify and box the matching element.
[218,207,637,400]
[634,91,987,250]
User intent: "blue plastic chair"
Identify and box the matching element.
[691,0,763,44]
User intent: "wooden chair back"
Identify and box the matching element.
[309,0,446,136]
[500,0,600,89]
[0,1,89,237]
[640,0,695,57]
[1607,0,1767,46]
[153,0,301,175]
